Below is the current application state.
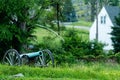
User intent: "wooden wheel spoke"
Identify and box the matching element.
[35,56,45,66]
[5,56,13,65]
[14,56,19,65]
[8,53,13,64]
[3,49,21,66]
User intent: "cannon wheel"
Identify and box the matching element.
[34,49,54,67]
[3,49,21,66]
[42,49,54,67]
[21,55,29,65]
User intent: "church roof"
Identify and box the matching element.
[104,6,120,26]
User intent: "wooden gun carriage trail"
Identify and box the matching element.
[2,49,54,67]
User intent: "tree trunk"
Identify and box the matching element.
[56,3,60,35]
[20,22,26,32]
[90,1,96,21]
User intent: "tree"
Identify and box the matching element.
[62,0,77,22]
[108,0,119,6]
[99,0,119,8]
[84,0,119,21]
[0,0,50,59]
[111,14,120,53]
[50,0,64,35]
[84,0,97,21]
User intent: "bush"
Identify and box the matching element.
[0,25,27,60]
[62,29,105,57]
[108,55,116,59]
[115,52,120,63]
[59,28,105,63]
[88,40,105,56]
[96,55,106,62]
[35,28,105,65]
[83,55,96,62]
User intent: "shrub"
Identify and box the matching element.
[83,55,96,62]
[34,28,105,65]
[96,55,106,62]
[61,29,105,62]
[115,52,120,63]
[88,40,105,56]
[108,55,116,59]
[0,25,27,60]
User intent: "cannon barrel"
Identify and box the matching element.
[20,51,42,58]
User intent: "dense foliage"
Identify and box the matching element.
[36,28,105,64]
[59,29,104,63]
[111,14,120,53]
[0,0,52,59]
[0,0,33,56]
[62,0,77,22]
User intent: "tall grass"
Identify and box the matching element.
[0,62,120,80]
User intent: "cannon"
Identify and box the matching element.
[2,49,54,67]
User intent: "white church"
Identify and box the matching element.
[89,6,120,50]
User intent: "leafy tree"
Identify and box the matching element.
[62,0,77,22]
[84,0,96,21]
[99,0,119,8]
[50,0,65,35]
[84,0,119,21]
[0,0,50,59]
[108,0,119,6]
[50,0,77,35]
[111,14,120,53]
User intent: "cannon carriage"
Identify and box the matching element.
[2,49,54,67]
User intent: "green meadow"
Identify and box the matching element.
[0,62,120,80]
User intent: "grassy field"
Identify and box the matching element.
[33,27,89,43]
[0,62,120,80]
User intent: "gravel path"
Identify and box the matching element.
[62,22,90,31]
[71,26,90,31]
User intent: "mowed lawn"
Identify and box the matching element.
[0,62,120,80]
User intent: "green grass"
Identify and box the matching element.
[33,27,57,43]
[31,27,89,53]
[0,62,120,80]
[76,29,89,41]
[34,27,89,42]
